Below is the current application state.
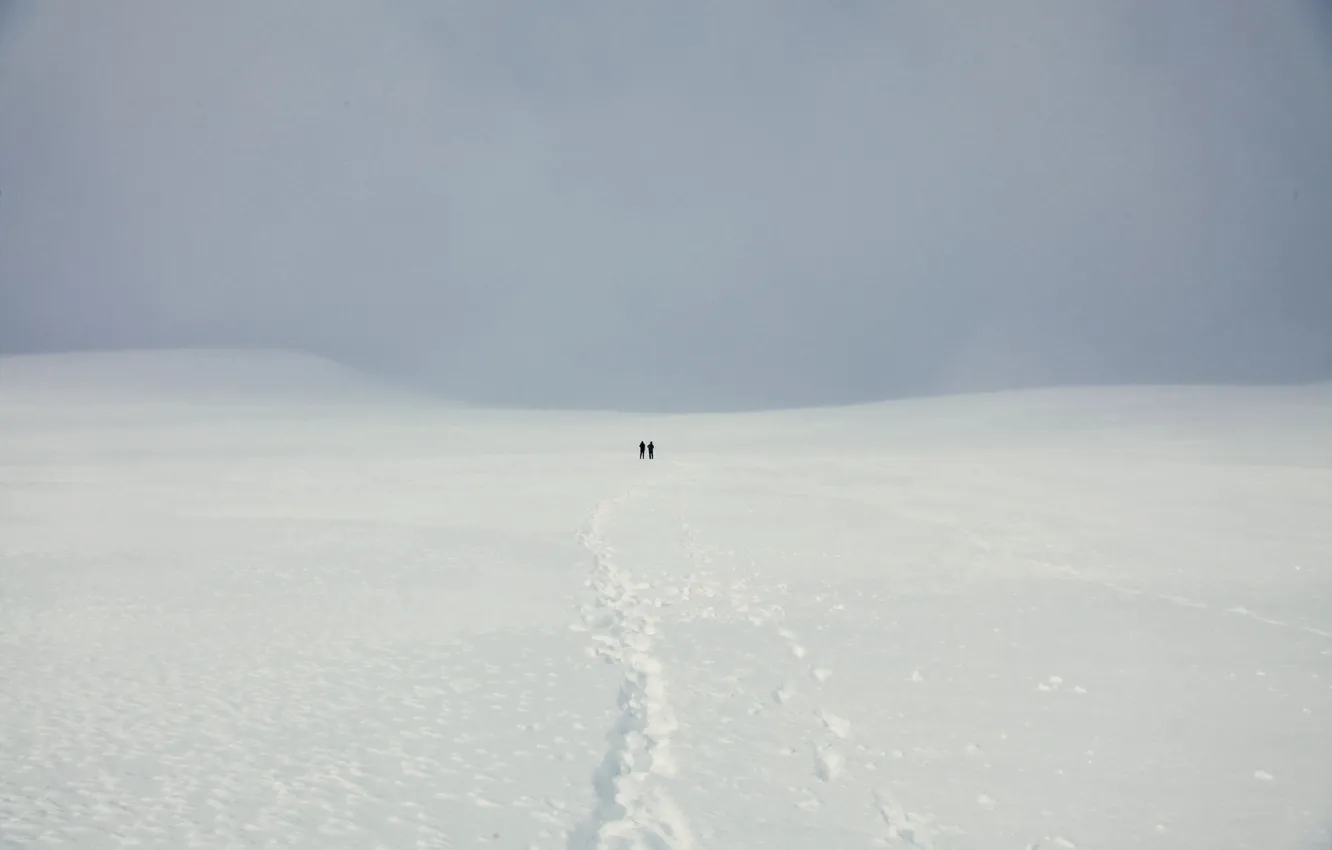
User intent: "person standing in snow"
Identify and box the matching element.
[648,441,655,459]
[639,440,646,459]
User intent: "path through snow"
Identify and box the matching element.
[567,470,944,849]
[568,489,694,850]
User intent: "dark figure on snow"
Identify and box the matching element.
[639,440,646,459]
[648,441,655,459]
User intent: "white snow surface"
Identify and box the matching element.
[2,350,1330,849]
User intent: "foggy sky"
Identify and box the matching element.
[2,1,1330,410]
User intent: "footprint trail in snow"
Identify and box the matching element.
[568,494,694,850]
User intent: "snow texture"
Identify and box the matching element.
[1,350,1330,849]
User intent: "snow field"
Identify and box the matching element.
[1,353,1329,849]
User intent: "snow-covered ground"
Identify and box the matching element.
[2,351,1330,850]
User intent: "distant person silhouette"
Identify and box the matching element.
[648,441,655,459]
[639,440,646,459]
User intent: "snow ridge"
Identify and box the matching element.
[568,495,694,850]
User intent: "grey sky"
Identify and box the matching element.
[2,1,1330,410]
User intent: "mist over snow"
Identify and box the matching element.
[0,348,441,409]
[2,1,1331,410]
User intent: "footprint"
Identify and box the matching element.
[816,709,851,739]
[814,746,845,782]
[778,629,808,658]
[796,794,822,812]
[874,791,936,849]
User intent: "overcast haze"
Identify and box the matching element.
[1,1,1330,410]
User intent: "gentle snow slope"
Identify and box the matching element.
[1,352,1329,850]
[0,348,429,407]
